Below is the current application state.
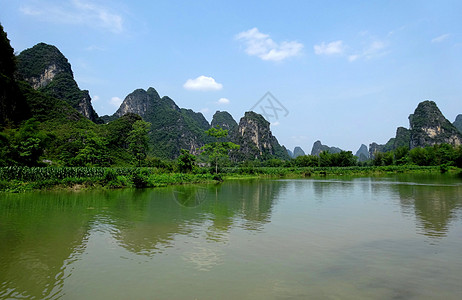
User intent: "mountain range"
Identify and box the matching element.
[1,31,288,162]
[1,25,460,165]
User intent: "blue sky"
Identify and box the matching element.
[1,0,461,153]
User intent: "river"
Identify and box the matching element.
[1,174,462,299]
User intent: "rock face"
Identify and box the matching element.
[111,87,210,159]
[354,144,369,162]
[311,140,342,156]
[393,127,411,149]
[293,146,305,158]
[211,111,238,133]
[454,114,462,134]
[409,100,462,148]
[114,88,158,118]
[16,43,100,123]
[232,111,290,161]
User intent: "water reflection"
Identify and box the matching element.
[395,178,462,239]
[0,180,283,298]
[1,176,461,299]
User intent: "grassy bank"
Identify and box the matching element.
[0,165,458,193]
[0,167,218,193]
[222,165,451,178]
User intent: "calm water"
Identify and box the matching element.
[1,174,462,299]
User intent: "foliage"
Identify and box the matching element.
[177,149,196,173]
[201,126,240,174]
[71,132,109,166]
[127,120,151,166]
[0,118,49,166]
[132,168,150,188]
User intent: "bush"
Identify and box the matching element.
[132,168,150,188]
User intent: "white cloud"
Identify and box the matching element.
[183,76,223,91]
[347,39,388,62]
[348,54,360,62]
[110,96,123,107]
[236,27,303,61]
[314,40,345,55]
[217,98,230,105]
[92,95,100,101]
[20,0,124,33]
[200,108,210,114]
[431,33,450,43]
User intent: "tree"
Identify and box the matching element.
[127,120,151,166]
[178,149,196,173]
[293,155,318,167]
[201,126,240,174]
[71,133,109,166]
[9,118,48,166]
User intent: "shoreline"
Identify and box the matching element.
[1,166,459,193]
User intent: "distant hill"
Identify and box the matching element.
[211,111,238,133]
[311,140,342,156]
[409,100,462,148]
[231,111,290,161]
[106,87,211,159]
[293,146,305,158]
[287,149,294,158]
[369,100,461,157]
[354,144,369,162]
[453,114,462,134]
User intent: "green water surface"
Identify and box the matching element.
[1,174,462,299]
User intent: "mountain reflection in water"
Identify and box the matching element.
[1,175,461,299]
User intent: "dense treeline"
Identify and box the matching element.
[237,145,462,169]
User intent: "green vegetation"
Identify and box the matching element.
[0,166,217,192]
[200,126,240,174]
[177,149,196,173]
[127,120,151,166]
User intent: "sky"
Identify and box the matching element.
[1,0,461,153]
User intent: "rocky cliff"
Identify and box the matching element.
[232,111,289,161]
[109,87,211,158]
[211,111,238,133]
[453,114,462,134]
[16,43,100,123]
[311,140,342,156]
[354,144,369,162]
[293,146,305,158]
[409,100,462,148]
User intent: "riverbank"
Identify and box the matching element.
[0,165,459,193]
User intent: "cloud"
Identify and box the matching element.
[217,98,230,105]
[110,96,123,107]
[20,0,124,33]
[200,108,210,114]
[92,95,100,101]
[348,54,360,62]
[314,40,345,55]
[431,33,450,43]
[236,27,303,61]
[315,32,389,62]
[183,76,223,91]
[346,39,388,62]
